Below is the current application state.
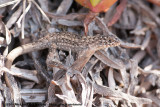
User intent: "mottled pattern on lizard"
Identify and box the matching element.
[5,32,120,70]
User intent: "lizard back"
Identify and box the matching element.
[37,32,120,52]
[49,32,120,52]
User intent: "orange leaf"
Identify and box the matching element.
[75,0,117,13]
[75,0,90,8]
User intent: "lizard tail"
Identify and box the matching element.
[6,42,47,69]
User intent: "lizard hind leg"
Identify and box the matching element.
[46,48,67,70]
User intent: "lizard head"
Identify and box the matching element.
[92,34,121,50]
[104,35,120,47]
[80,33,120,50]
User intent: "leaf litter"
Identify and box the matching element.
[0,0,159,106]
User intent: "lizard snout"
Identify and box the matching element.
[107,36,120,47]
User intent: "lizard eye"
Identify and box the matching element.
[108,39,112,43]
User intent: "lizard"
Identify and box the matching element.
[5,32,120,70]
